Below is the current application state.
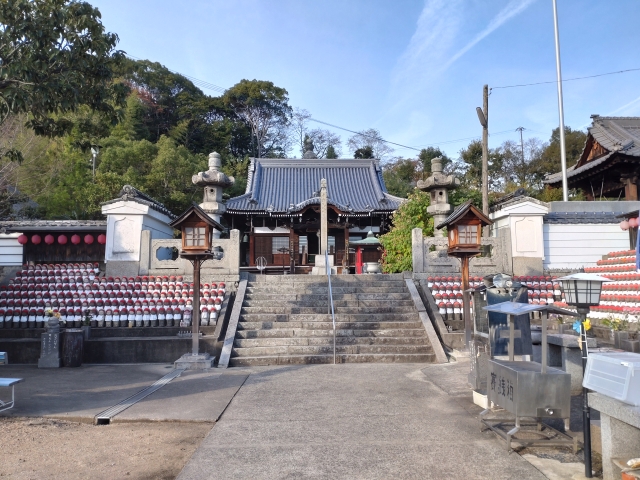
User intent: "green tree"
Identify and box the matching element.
[326,145,338,159]
[419,147,452,178]
[379,190,433,273]
[457,140,504,192]
[382,158,420,198]
[0,0,128,161]
[354,146,374,159]
[348,128,393,160]
[223,79,291,158]
[530,126,587,185]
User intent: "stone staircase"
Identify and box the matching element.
[229,274,436,366]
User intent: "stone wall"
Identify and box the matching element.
[411,227,510,277]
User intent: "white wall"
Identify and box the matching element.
[543,224,629,270]
[0,233,22,266]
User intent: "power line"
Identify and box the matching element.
[308,118,421,152]
[491,67,640,90]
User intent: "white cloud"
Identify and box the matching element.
[606,95,640,116]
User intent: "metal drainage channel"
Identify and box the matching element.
[95,368,186,425]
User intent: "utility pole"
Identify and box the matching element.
[476,85,489,216]
[552,0,569,201]
[516,126,526,164]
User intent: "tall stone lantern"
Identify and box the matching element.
[192,152,234,238]
[417,157,460,237]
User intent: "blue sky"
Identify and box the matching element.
[91,0,640,160]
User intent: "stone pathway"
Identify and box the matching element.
[178,363,546,480]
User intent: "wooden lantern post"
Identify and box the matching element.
[170,204,224,361]
[436,201,493,348]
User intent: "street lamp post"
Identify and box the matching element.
[557,273,610,478]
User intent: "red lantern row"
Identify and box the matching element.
[17,234,106,245]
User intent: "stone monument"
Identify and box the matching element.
[192,152,234,238]
[417,157,460,236]
[38,317,61,368]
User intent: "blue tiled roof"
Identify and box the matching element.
[544,212,619,224]
[225,158,405,214]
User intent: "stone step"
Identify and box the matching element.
[243,299,414,308]
[232,344,433,357]
[234,336,429,348]
[247,274,405,284]
[245,286,407,294]
[235,328,428,339]
[237,321,424,331]
[245,292,411,301]
[240,306,416,314]
[239,313,419,323]
[229,353,436,366]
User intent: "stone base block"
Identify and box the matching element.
[512,256,543,276]
[174,353,214,370]
[38,355,61,368]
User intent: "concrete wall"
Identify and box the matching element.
[543,223,628,270]
[0,233,23,266]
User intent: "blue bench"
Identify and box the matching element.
[0,378,23,413]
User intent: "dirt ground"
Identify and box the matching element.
[0,417,213,479]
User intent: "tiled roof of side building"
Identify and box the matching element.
[544,212,620,224]
[101,185,176,219]
[0,220,107,232]
[226,158,405,214]
[545,116,640,184]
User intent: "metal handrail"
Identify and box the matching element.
[326,251,336,364]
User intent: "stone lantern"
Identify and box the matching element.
[192,152,234,238]
[417,157,460,237]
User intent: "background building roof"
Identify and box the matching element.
[225,158,404,214]
[545,116,640,184]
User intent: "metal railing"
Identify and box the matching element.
[326,251,336,364]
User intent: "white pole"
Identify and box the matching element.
[552,0,569,202]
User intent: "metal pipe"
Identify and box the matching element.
[579,309,593,478]
[552,0,569,202]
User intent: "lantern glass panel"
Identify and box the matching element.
[560,279,603,306]
[457,225,478,244]
[185,227,206,247]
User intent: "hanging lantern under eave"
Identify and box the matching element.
[31,234,42,245]
[58,235,68,245]
[84,234,94,245]
[44,234,54,245]
[97,234,106,245]
[17,234,28,245]
[620,220,630,231]
[71,234,81,245]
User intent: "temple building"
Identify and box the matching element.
[224,154,404,273]
[544,116,640,199]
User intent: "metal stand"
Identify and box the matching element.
[480,412,578,453]
[579,307,593,478]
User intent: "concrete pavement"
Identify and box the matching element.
[177,363,546,480]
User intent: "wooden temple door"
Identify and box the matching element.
[254,236,272,265]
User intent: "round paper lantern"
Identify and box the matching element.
[17,234,28,245]
[71,234,81,245]
[84,234,94,245]
[58,235,68,245]
[620,220,630,231]
[31,234,42,245]
[97,234,106,245]
[630,218,638,228]
[44,234,54,245]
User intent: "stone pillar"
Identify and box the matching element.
[192,152,234,239]
[320,178,328,256]
[38,320,61,368]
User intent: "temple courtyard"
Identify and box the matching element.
[0,361,593,479]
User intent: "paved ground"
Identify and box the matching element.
[178,363,546,480]
[1,361,595,479]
